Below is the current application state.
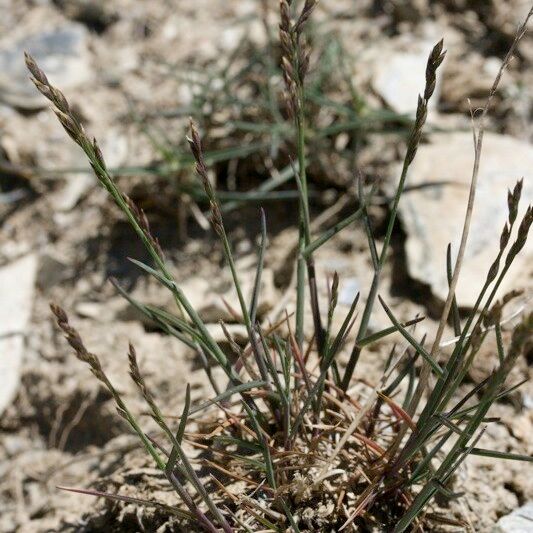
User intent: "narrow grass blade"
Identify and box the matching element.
[435,414,465,435]
[357,171,379,271]
[241,401,277,494]
[57,486,194,521]
[290,293,361,439]
[176,384,191,444]
[450,378,528,419]
[257,326,287,404]
[189,381,267,416]
[239,501,281,532]
[446,244,462,336]
[377,391,416,431]
[328,292,360,358]
[110,279,196,349]
[356,317,425,348]
[447,374,493,417]
[128,258,176,290]
[384,349,420,398]
[468,448,533,462]
[379,296,445,377]
[166,384,191,474]
[403,359,416,410]
[214,435,265,457]
[409,429,453,484]
[127,258,242,385]
[250,208,267,325]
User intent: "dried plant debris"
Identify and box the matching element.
[24,3,533,533]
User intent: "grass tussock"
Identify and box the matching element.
[28,2,533,532]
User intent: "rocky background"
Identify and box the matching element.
[0,1,532,531]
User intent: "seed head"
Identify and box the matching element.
[328,272,339,324]
[282,56,295,83]
[486,259,500,284]
[506,205,532,267]
[25,53,71,114]
[210,201,224,236]
[53,110,82,142]
[122,193,164,260]
[24,52,48,85]
[279,0,292,32]
[50,303,106,383]
[188,120,226,238]
[279,29,292,56]
[501,312,532,375]
[424,39,446,101]
[188,121,210,189]
[414,96,428,129]
[404,40,445,167]
[295,0,319,34]
[500,222,511,251]
[507,178,523,225]
[128,343,155,406]
[50,86,70,114]
[297,46,311,81]
[92,138,107,170]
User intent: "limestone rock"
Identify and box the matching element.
[339,277,360,307]
[0,254,37,415]
[0,23,91,110]
[493,502,533,533]
[399,132,533,306]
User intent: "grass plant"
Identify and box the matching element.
[28,2,532,531]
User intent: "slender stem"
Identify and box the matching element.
[295,107,307,350]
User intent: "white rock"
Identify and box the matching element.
[0,23,91,110]
[51,173,94,211]
[524,394,533,410]
[400,132,533,306]
[493,502,533,533]
[75,298,125,322]
[74,301,104,320]
[0,254,37,415]
[339,277,360,307]
[373,41,443,115]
